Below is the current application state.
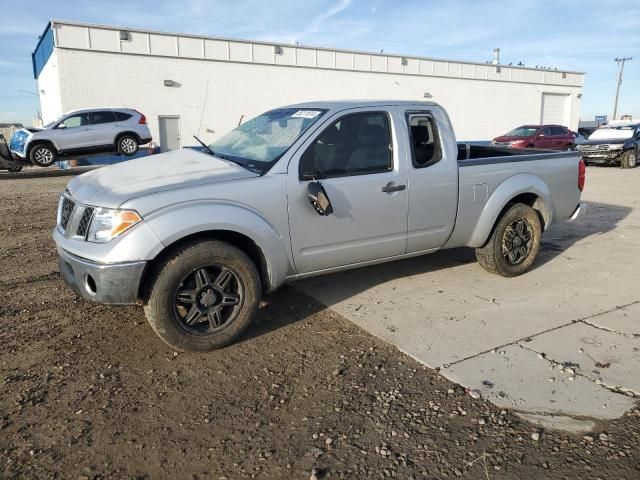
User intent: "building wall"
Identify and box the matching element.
[39,21,584,144]
[37,50,63,124]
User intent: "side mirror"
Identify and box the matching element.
[307,181,333,216]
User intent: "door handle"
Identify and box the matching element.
[381,182,406,193]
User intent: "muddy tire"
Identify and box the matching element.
[475,203,542,277]
[144,240,261,352]
[620,149,637,169]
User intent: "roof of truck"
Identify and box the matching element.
[284,100,440,110]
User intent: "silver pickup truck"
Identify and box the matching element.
[54,100,586,352]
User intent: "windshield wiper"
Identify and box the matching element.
[193,135,216,156]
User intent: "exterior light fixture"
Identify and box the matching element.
[163,80,174,87]
[274,45,283,55]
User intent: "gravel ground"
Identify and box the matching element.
[1,171,638,479]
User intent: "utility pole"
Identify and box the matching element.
[613,57,632,120]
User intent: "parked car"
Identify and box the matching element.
[10,108,152,167]
[54,100,585,352]
[492,125,575,150]
[577,122,639,168]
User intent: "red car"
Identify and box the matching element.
[492,125,575,150]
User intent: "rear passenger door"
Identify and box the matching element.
[89,111,118,147]
[405,111,459,252]
[287,108,409,273]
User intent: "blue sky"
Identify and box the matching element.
[1,0,638,125]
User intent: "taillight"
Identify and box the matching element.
[578,159,586,191]
[135,110,147,124]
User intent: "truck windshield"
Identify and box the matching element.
[209,108,327,173]
[589,126,634,140]
[505,127,538,137]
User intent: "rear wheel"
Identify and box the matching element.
[620,149,637,169]
[475,203,542,277]
[7,165,22,173]
[144,240,261,352]
[117,134,139,156]
[29,143,57,167]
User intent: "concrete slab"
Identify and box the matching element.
[524,322,640,395]
[441,345,635,420]
[296,168,640,428]
[583,302,640,336]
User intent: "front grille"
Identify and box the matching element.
[580,144,610,152]
[76,207,94,237]
[60,197,76,230]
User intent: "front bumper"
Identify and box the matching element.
[57,247,146,304]
[569,203,587,222]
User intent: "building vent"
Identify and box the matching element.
[274,45,283,55]
[401,57,408,66]
[119,30,130,41]
[562,72,567,79]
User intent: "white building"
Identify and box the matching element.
[33,20,585,150]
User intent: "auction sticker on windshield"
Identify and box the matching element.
[291,110,321,119]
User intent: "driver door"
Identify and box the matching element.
[286,108,409,274]
[50,113,92,151]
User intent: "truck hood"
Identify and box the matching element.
[67,148,259,208]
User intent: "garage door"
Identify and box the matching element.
[541,93,569,126]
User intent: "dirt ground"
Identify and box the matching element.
[1,170,638,480]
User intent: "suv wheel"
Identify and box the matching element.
[7,165,23,173]
[117,135,139,156]
[144,240,261,352]
[29,143,57,167]
[475,203,542,277]
[620,149,637,169]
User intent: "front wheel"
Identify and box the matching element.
[475,203,542,277]
[620,149,637,169]
[117,135,139,156]
[7,165,23,173]
[29,144,57,167]
[144,240,261,352]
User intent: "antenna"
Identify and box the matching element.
[613,57,632,120]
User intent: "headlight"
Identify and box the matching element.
[510,140,526,146]
[87,208,142,243]
[608,144,624,150]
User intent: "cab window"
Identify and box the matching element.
[299,112,392,179]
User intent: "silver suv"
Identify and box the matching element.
[10,108,152,167]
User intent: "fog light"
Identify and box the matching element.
[85,274,97,295]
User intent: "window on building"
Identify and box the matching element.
[299,112,393,179]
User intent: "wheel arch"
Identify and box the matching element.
[27,139,58,156]
[468,174,553,248]
[138,229,273,302]
[114,130,142,146]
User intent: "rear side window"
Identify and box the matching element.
[91,111,117,125]
[407,113,441,168]
[114,112,132,121]
[550,126,567,136]
[542,127,553,136]
[299,112,393,179]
